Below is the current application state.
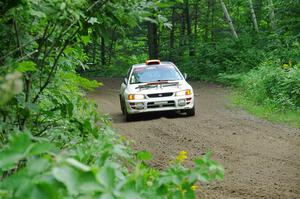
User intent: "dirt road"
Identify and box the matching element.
[88,78,300,199]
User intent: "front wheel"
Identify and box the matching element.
[120,95,125,115]
[124,108,135,122]
[186,106,195,116]
[122,100,134,122]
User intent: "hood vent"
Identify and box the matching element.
[136,81,179,90]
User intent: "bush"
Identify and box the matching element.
[0,73,224,199]
[0,125,224,199]
[177,35,265,81]
[240,60,300,110]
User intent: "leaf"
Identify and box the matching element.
[88,17,98,25]
[52,166,79,195]
[156,1,176,8]
[163,22,172,30]
[30,181,60,199]
[60,2,66,10]
[137,151,152,161]
[143,17,158,24]
[29,10,46,18]
[27,158,51,175]
[100,193,114,199]
[0,133,31,170]
[126,15,138,28]
[28,142,55,156]
[113,144,130,158]
[123,192,142,199]
[66,158,91,172]
[96,165,116,188]
[80,35,90,45]
[16,61,37,73]
[77,172,102,193]
[25,102,39,114]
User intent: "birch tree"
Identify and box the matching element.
[169,7,176,58]
[220,0,238,39]
[249,0,259,32]
[268,0,276,30]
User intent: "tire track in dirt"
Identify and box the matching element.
[88,77,300,199]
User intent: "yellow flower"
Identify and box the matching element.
[176,151,188,162]
[191,185,198,191]
[282,63,290,69]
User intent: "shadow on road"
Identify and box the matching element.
[111,111,188,123]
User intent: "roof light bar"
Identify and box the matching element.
[146,59,160,65]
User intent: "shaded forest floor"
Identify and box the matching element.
[88,78,300,199]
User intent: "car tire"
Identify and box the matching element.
[120,95,125,115]
[186,106,195,116]
[122,100,134,122]
[124,108,134,122]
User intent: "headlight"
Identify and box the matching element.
[176,90,186,96]
[128,94,145,100]
[176,89,191,96]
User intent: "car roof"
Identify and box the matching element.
[132,61,176,69]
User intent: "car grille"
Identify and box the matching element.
[147,92,173,98]
[147,101,175,109]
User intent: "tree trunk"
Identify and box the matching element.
[92,30,97,65]
[185,0,194,56]
[211,0,215,43]
[107,39,115,66]
[255,0,263,25]
[220,0,238,39]
[268,0,276,30]
[249,0,259,32]
[100,36,105,65]
[147,21,159,59]
[179,11,186,56]
[194,1,199,43]
[204,0,211,42]
[169,7,176,58]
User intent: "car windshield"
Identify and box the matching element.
[130,65,182,84]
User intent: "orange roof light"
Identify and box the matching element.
[146,59,160,65]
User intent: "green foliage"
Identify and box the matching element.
[16,61,37,73]
[230,51,300,127]
[232,92,300,128]
[0,130,223,199]
[80,0,300,123]
[0,0,224,198]
[240,60,300,110]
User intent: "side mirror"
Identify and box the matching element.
[183,73,187,79]
[124,77,128,85]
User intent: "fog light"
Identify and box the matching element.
[135,102,144,110]
[178,99,186,106]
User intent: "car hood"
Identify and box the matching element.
[126,80,192,94]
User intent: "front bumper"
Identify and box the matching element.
[125,96,194,114]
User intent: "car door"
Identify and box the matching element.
[120,66,132,98]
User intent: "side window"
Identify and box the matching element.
[126,67,132,79]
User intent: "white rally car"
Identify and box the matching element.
[119,60,195,121]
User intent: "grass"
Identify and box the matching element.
[231,91,300,128]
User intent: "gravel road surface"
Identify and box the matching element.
[88,77,300,199]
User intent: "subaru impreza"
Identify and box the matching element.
[119,60,195,121]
